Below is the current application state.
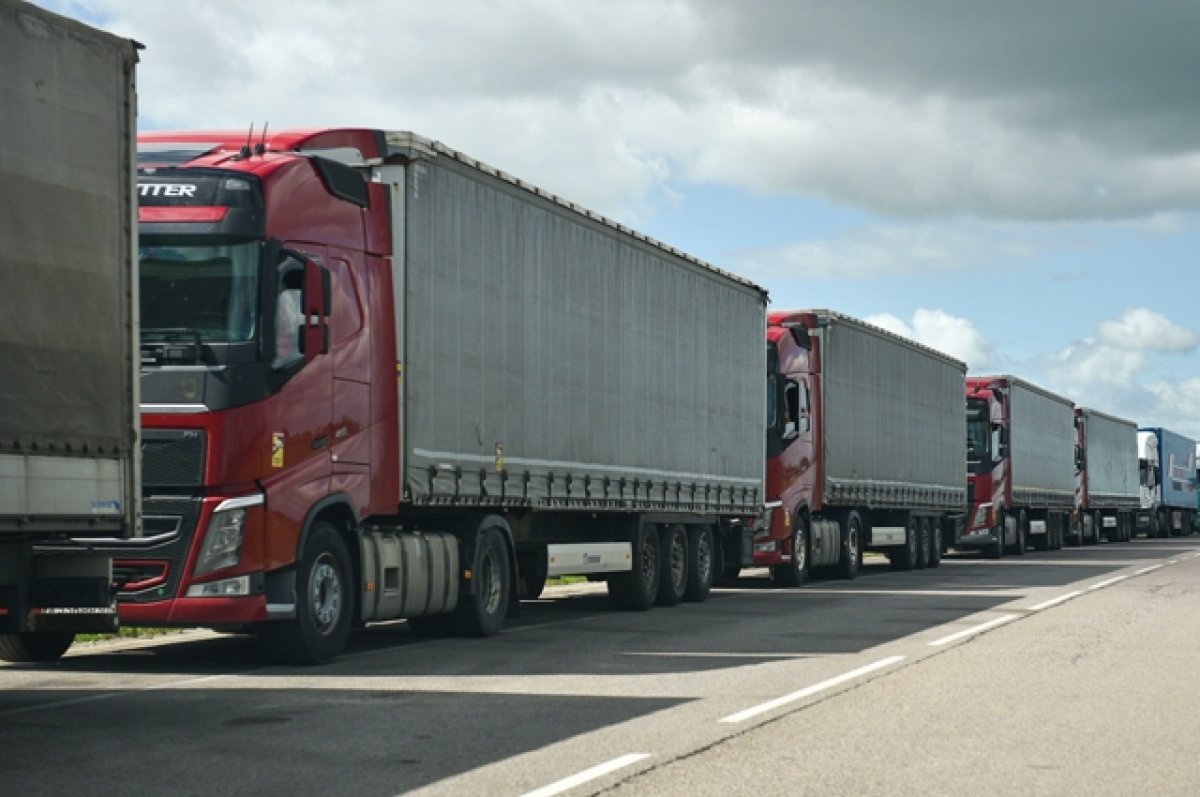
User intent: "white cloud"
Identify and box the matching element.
[39,0,1200,222]
[864,309,996,371]
[1096,308,1200,353]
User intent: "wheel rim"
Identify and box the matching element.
[308,554,342,636]
[669,530,686,589]
[848,520,860,561]
[793,524,806,572]
[641,533,657,585]
[479,546,504,615]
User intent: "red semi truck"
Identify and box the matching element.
[92,128,768,663]
[962,376,1075,556]
[1074,407,1138,544]
[732,310,967,585]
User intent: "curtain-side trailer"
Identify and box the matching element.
[0,0,141,662]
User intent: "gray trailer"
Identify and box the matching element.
[0,0,140,661]
[1074,408,1138,544]
[817,312,967,566]
[380,132,769,611]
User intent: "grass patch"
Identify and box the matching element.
[545,575,589,586]
[75,627,190,643]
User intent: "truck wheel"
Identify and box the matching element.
[1010,511,1027,556]
[656,525,689,606]
[915,517,930,570]
[683,525,715,602]
[986,520,1005,560]
[928,518,943,568]
[451,528,511,636]
[890,515,918,571]
[771,516,809,588]
[263,521,354,665]
[0,631,76,663]
[1084,512,1099,546]
[838,511,862,580]
[609,523,660,610]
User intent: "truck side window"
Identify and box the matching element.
[784,381,800,438]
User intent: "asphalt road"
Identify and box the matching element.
[2,537,1197,797]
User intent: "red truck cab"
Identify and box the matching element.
[114,129,400,660]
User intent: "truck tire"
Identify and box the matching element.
[1010,511,1027,556]
[262,521,354,665]
[451,528,511,636]
[986,520,1005,560]
[771,516,809,588]
[890,515,918,571]
[837,511,862,580]
[927,518,943,569]
[656,525,688,606]
[0,631,75,663]
[683,525,715,602]
[609,523,660,610]
[1084,512,1100,546]
[915,517,930,570]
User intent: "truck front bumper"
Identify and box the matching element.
[955,528,1000,551]
[119,594,270,627]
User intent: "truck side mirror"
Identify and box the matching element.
[299,259,331,362]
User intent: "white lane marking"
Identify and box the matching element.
[929,614,1019,647]
[519,753,651,797]
[1135,564,1164,575]
[719,655,905,724]
[1089,575,1129,591]
[1028,591,1082,611]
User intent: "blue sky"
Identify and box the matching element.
[36,0,1200,438]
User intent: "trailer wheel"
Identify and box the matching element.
[656,525,689,607]
[771,515,809,588]
[0,631,76,663]
[927,518,943,568]
[837,511,862,580]
[890,515,919,571]
[609,523,660,610]
[451,528,511,636]
[915,517,931,570]
[262,521,353,665]
[683,525,715,602]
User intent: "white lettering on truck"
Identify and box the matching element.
[139,183,197,197]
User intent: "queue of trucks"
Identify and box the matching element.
[3,1,1198,666]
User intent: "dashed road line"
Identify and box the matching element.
[1089,575,1129,591]
[929,614,1019,647]
[519,753,651,797]
[719,655,906,724]
[1028,591,1082,611]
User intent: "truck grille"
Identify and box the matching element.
[142,429,206,487]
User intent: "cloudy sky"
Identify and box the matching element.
[39,0,1200,438]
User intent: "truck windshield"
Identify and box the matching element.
[140,241,260,343]
[966,398,991,472]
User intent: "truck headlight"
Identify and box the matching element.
[193,508,247,576]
